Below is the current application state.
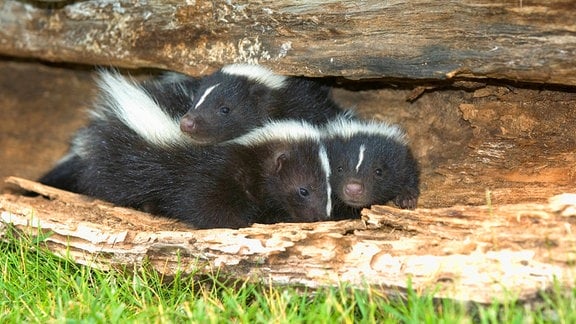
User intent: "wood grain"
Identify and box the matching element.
[0,1,575,85]
[2,176,574,304]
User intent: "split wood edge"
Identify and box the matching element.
[1,176,575,304]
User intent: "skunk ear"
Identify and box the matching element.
[262,143,290,175]
[274,152,287,173]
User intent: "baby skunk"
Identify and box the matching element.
[39,70,333,229]
[324,117,420,219]
[38,71,198,193]
[179,63,346,144]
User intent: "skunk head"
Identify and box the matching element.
[234,120,332,223]
[179,64,287,145]
[325,118,420,210]
[262,141,332,223]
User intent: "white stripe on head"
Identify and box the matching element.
[319,145,332,218]
[95,70,191,147]
[221,64,287,90]
[194,83,220,109]
[229,119,322,147]
[355,144,366,173]
[324,116,408,145]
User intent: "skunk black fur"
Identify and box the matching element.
[179,64,346,144]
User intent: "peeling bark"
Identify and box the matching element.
[1,177,574,304]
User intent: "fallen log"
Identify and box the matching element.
[1,1,575,86]
[1,176,574,304]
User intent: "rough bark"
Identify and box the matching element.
[1,176,574,304]
[0,1,575,85]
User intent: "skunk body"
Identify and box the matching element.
[179,64,346,144]
[39,71,198,193]
[324,118,420,219]
[40,71,332,229]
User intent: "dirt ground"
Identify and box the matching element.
[1,59,575,223]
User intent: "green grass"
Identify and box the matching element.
[0,227,574,323]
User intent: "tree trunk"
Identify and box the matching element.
[0,1,575,85]
[1,176,574,304]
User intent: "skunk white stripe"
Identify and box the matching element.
[324,116,408,144]
[96,70,191,147]
[319,145,332,218]
[194,83,220,109]
[229,119,322,147]
[221,64,287,90]
[355,144,366,173]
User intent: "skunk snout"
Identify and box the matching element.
[344,181,365,199]
[180,114,197,132]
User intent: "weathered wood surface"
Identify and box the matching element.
[1,1,575,85]
[1,176,575,304]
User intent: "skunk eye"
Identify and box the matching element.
[219,106,230,114]
[337,166,344,173]
[299,188,310,197]
[374,168,383,177]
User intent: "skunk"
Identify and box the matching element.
[39,70,332,229]
[323,117,420,219]
[38,71,198,193]
[179,63,346,144]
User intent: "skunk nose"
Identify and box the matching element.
[180,114,196,132]
[344,182,364,198]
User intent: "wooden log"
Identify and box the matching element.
[1,1,575,85]
[1,176,574,304]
